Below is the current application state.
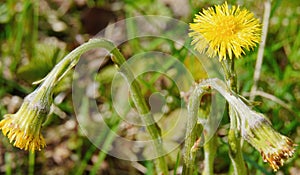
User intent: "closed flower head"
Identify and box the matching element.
[189,2,261,61]
[0,86,52,152]
[242,114,296,172]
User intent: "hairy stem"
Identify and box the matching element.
[40,38,168,174]
[222,59,247,175]
[184,78,284,174]
[202,94,218,175]
[182,84,209,174]
[203,134,217,175]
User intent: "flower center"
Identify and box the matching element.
[215,15,237,37]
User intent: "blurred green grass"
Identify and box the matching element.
[0,0,299,174]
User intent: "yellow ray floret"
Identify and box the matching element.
[189,2,261,61]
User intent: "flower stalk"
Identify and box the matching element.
[224,58,247,175]
[0,39,168,174]
[182,84,209,174]
[193,78,296,172]
[182,78,296,172]
[202,93,219,175]
[202,133,217,175]
[188,1,262,173]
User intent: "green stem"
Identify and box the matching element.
[202,91,219,175]
[183,78,276,174]
[227,109,246,175]
[182,84,209,174]
[222,59,247,175]
[28,151,35,175]
[203,134,217,175]
[40,38,168,174]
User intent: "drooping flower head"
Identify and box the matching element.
[189,2,261,61]
[0,86,53,152]
[242,113,296,172]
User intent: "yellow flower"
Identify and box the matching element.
[0,86,52,152]
[242,115,296,172]
[189,2,261,61]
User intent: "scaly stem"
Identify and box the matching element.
[203,134,217,175]
[182,84,208,174]
[40,39,168,174]
[203,95,218,175]
[227,108,246,175]
[222,59,247,175]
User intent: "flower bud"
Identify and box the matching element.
[242,112,296,171]
[0,86,52,152]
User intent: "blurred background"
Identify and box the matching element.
[0,0,299,174]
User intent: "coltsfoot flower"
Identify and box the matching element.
[189,2,261,61]
[242,114,296,171]
[0,86,52,152]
